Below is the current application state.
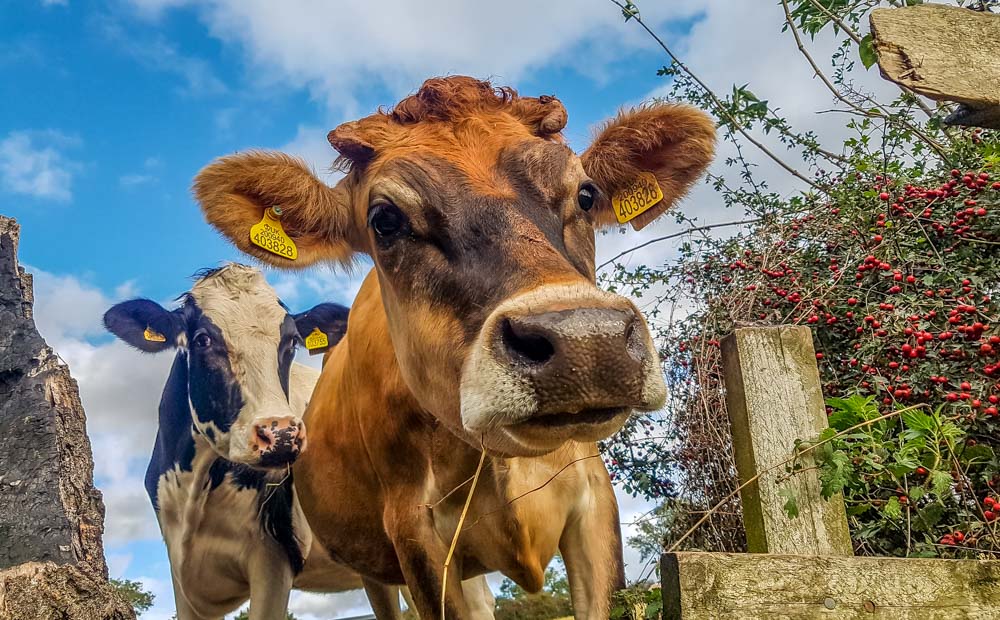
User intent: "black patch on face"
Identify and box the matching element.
[182,298,244,433]
[145,351,197,510]
[277,314,298,401]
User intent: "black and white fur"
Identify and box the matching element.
[104,265,369,619]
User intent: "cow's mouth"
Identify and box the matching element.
[514,406,630,430]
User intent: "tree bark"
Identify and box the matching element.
[0,216,133,620]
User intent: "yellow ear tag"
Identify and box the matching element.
[304,327,329,353]
[143,327,166,342]
[250,207,298,260]
[611,171,664,225]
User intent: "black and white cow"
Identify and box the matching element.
[104,264,394,619]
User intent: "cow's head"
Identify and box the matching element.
[194,77,714,457]
[103,264,348,467]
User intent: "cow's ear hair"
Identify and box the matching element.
[582,104,715,230]
[193,151,359,269]
[103,299,183,353]
[293,303,350,355]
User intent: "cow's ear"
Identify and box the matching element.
[104,299,183,353]
[293,302,350,355]
[582,104,715,230]
[193,151,358,269]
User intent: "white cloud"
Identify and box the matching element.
[119,173,155,187]
[267,263,365,309]
[119,156,162,188]
[29,267,173,545]
[593,0,906,277]
[98,18,226,97]
[279,124,340,184]
[126,0,701,114]
[41,0,68,6]
[106,552,133,578]
[0,130,80,202]
[126,0,191,20]
[213,107,238,139]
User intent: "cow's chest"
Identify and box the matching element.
[429,445,589,586]
[155,464,278,615]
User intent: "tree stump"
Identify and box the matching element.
[0,216,133,620]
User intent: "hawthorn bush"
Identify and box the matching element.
[602,0,1000,561]
[672,150,1000,558]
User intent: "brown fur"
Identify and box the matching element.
[193,76,715,620]
[583,104,717,229]
[193,151,360,268]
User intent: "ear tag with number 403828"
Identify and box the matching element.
[611,171,663,225]
[304,327,329,355]
[250,207,298,260]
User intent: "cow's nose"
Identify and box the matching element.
[251,416,306,467]
[496,306,650,413]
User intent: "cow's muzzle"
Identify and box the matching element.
[460,283,666,456]
[250,416,306,467]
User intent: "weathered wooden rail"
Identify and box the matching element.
[870,4,1000,131]
[661,326,1000,619]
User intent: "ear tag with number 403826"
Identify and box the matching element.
[250,207,298,260]
[304,327,329,355]
[611,171,663,225]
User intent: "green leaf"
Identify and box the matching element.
[938,422,964,440]
[930,470,953,497]
[780,487,800,519]
[915,504,945,531]
[847,504,871,517]
[884,496,902,520]
[962,444,995,465]
[818,450,852,498]
[858,33,877,70]
[901,409,934,433]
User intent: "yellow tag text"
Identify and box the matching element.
[305,327,329,351]
[250,209,298,260]
[611,172,663,224]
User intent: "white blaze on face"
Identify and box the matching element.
[186,265,299,464]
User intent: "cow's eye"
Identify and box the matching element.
[367,202,408,240]
[193,332,212,348]
[578,184,597,211]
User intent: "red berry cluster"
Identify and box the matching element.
[659,160,1000,558]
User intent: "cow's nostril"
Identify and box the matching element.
[501,318,555,366]
[254,426,273,448]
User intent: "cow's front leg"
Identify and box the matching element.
[559,475,626,620]
[362,576,404,620]
[388,511,471,619]
[170,574,218,620]
[246,555,294,620]
[462,575,496,620]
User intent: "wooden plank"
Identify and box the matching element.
[662,552,1000,620]
[870,5,1000,130]
[721,326,852,555]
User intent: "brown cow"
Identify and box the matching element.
[194,76,714,619]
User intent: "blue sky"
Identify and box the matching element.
[3,0,864,617]
[3,1,700,300]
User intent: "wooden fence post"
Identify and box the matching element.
[721,326,852,555]
[870,4,1000,130]
[662,325,1000,618]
